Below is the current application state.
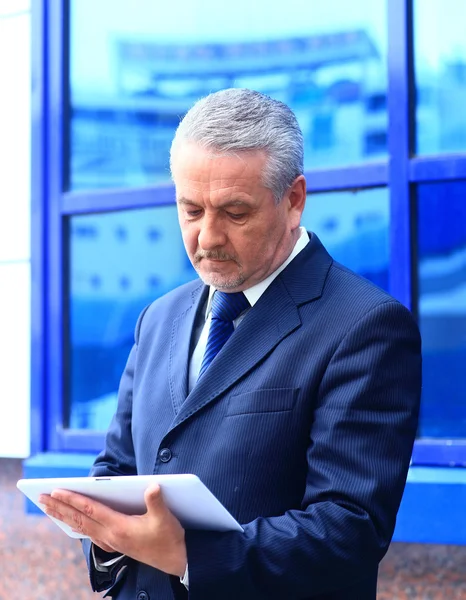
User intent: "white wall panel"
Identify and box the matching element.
[0,12,30,261]
[0,1,30,17]
[0,262,30,457]
[0,9,31,457]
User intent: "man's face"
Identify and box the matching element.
[172,143,305,292]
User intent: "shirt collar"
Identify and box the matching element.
[205,227,309,318]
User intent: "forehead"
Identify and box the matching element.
[171,143,268,191]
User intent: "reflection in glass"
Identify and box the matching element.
[302,188,389,291]
[415,0,466,154]
[68,205,196,430]
[69,0,387,190]
[417,182,466,438]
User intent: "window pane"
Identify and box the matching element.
[68,205,196,430]
[415,0,466,154]
[69,0,387,191]
[302,188,389,291]
[417,182,466,438]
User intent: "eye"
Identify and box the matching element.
[186,208,203,218]
[226,212,246,221]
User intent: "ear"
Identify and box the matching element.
[286,175,307,229]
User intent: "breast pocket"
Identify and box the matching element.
[225,388,299,416]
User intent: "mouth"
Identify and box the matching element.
[204,257,230,262]
[195,253,236,264]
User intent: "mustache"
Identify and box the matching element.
[194,250,238,262]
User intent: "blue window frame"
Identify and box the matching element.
[31,0,466,468]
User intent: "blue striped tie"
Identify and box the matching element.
[198,291,250,379]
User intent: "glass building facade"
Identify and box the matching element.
[69,0,388,190]
[32,0,466,475]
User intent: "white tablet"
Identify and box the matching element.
[17,473,243,538]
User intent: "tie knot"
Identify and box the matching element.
[211,291,250,323]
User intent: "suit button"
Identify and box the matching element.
[159,448,172,463]
[137,592,149,600]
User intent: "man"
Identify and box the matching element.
[41,88,421,599]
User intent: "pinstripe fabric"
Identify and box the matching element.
[198,291,250,379]
[86,233,421,600]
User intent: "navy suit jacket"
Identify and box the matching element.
[84,233,421,599]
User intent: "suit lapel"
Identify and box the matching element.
[169,233,333,430]
[168,282,208,415]
[169,277,300,429]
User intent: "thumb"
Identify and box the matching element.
[144,484,165,515]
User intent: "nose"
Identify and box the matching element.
[198,213,226,251]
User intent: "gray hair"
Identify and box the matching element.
[170,88,304,204]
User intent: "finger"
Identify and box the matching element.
[39,489,117,539]
[38,493,58,510]
[43,506,65,523]
[144,484,165,516]
[39,490,87,515]
[49,489,116,527]
[45,503,90,536]
[39,493,74,523]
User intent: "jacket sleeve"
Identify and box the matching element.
[89,304,151,478]
[89,342,138,479]
[80,341,137,593]
[82,307,150,592]
[184,301,422,599]
[82,538,131,593]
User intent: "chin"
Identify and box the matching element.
[199,271,245,290]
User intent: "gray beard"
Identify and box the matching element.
[195,268,246,291]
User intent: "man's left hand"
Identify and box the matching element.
[39,484,187,577]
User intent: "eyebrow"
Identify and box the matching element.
[177,197,251,208]
[177,197,198,206]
